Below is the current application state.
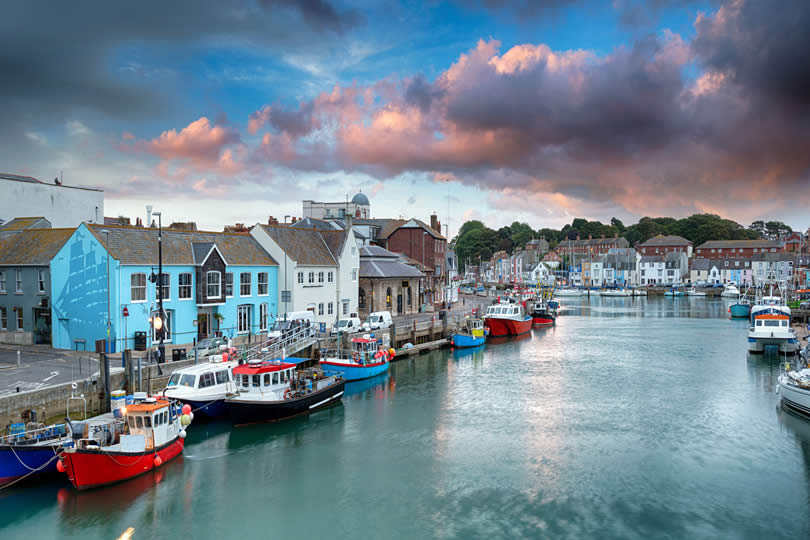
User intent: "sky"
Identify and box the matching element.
[2,0,809,239]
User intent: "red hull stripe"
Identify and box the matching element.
[64,438,184,490]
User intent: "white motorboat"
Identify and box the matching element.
[162,356,239,420]
[600,288,632,297]
[720,283,740,298]
[554,288,583,297]
[632,288,647,296]
[778,357,810,416]
[685,287,707,297]
[747,286,799,355]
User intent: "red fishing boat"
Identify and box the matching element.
[530,300,556,326]
[483,302,533,337]
[60,396,190,490]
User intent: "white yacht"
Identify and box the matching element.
[600,288,632,297]
[747,288,799,355]
[720,283,740,298]
[685,287,707,297]
[162,356,239,420]
[777,352,810,416]
[554,288,583,297]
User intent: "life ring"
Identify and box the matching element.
[284,388,293,400]
[353,351,360,361]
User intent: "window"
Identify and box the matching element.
[359,288,365,308]
[352,269,357,281]
[157,273,170,301]
[724,261,729,267]
[237,305,251,334]
[745,261,750,268]
[252,375,260,387]
[386,287,392,308]
[179,273,192,299]
[343,302,348,316]
[16,308,23,331]
[0,271,5,293]
[131,273,147,302]
[260,303,268,332]
[225,272,234,297]
[735,261,740,267]
[37,270,45,294]
[15,270,23,293]
[258,272,268,295]
[240,272,251,296]
[198,372,215,388]
[771,248,776,252]
[151,310,172,342]
[144,416,151,428]
[0,307,5,330]
[207,271,221,298]
[328,302,334,315]
[318,271,324,283]
[216,370,229,384]
[352,246,356,255]
[264,374,271,386]
[308,272,315,284]
[328,271,334,283]
[317,303,324,315]
[136,416,143,429]
[273,372,279,384]
[298,272,304,284]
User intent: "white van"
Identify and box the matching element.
[268,311,317,339]
[330,317,362,335]
[361,311,393,331]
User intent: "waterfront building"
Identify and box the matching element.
[384,216,446,304]
[50,224,278,352]
[526,238,550,254]
[751,253,794,284]
[664,251,689,285]
[694,239,784,258]
[0,173,104,228]
[689,258,722,284]
[302,192,370,220]
[602,248,641,287]
[358,245,424,317]
[0,227,74,345]
[639,255,665,285]
[528,262,555,286]
[556,234,629,266]
[637,234,693,257]
[250,222,358,330]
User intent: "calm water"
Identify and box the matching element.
[3,297,810,539]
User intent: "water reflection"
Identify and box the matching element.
[344,372,391,398]
[775,407,810,507]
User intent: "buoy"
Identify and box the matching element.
[153,455,163,467]
[56,459,65,473]
[181,404,192,415]
[188,412,194,422]
[180,414,191,426]
[388,348,395,356]
[222,352,229,362]
[179,429,187,439]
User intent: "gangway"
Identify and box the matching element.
[240,324,318,363]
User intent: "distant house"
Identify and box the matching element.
[664,251,689,285]
[383,215,446,304]
[639,255,665,285]
[556,234,629,269]
[637,235,693,258]
[751,253,794,284]
[526,238,549,254]
[50,224,278,352]
[784,232,803,253]
[602,248,640,286]
[690,258,721,284]
[529,262,555,286]
[542,251,562,265]
[694,239,784,258]
[358,245,424,317]
[0,227,74,345]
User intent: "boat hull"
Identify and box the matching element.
[0,443,63,487]
[747,336,799,354]
[174,398,227,420]
[729,304,751,318]
[779,376,810,416]
[319,360,389,381]
[486,317,533,337]
[62,438,184,491]
[227,380,346,426]
[451,334,486,348]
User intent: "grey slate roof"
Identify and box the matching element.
[558,237,629,248]
[640,255,664,264]
[360,245,424,279]
[191,242,216,265]
[696,239,783,249]
[0,228,75,265]
[87,224,276,266]
[638,234,692,246]
[0,217,51,231]
[259,224,336,266]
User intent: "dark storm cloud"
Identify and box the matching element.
[262,0,364,32]
[404,74,446,113]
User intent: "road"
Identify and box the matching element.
[0,349,99,397]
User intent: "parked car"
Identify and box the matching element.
[800,300,810,309]
[694,281,708,287]
[361,311,393,331]
[193,337,226,358]
[268,311,317,339]
[331,317,362,335]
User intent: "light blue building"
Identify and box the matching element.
[50,223,278,352]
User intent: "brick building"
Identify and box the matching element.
[694,239,784,258]
[384,215,446,305]
[637,234,693,257]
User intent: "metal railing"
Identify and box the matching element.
[241,324,318,363]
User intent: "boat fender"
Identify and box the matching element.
[179,429,187,439]
[284,388,293,400]
[154,455,163,467]
[57,459,66,473]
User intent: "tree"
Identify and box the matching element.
[748,220,766,238]
[765,220,792,238]
[610,217,626,233]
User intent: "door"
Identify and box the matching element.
[397,294,403,315]
[198,313,209,339]
[33,307,51,345]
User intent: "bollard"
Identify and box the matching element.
[17,349,21,367]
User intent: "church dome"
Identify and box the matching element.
[351,192,370,205]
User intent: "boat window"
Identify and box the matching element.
[215,370,229,385]
[764,320,779,327]
[282,370,288,383]
[264,373,271,386]
[242,375,250,388]
[756,320,763,326]
[128,416,136,429]
[252,375,260,387]
[781,321,787,327]
[136,416,143,429]
[168,373,181,386]
[144,416,152,428]
[154,414,160,426]
[198,372,214,389]
[180,374,196,388]
[273,372,279,385]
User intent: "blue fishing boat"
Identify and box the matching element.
[664,287,685,297]
[1,423,71,487]
[319,336,392,381]
[451,317,487,348]
[729,300,752,319]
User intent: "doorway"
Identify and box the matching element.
[198,313,209,339]
[33,307,51,345]
[397,294,403,315]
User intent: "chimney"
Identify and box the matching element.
[146,205,152,229]
[601,234,605,239]
[576,234,580,241]
[430,214,440,232]
[267,216,279,225]
[588,234,592,240]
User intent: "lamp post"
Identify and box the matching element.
[153,211,165,364]
[99,230,111,355]
[283,215,290,321]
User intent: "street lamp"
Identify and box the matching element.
[152,211,165,365]
[98,230,111,355]
[283,215,290,321]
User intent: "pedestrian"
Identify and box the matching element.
[463,297,465,307]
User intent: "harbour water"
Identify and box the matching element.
[2,296,809,538]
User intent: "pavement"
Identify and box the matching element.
[392,294,493,327]
[0,347,99,397]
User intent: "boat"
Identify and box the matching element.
[720,283,741,298]
[319,335,392,381]
[483,302,533,337]
[664,287,685,297]
[777,354,810,416]
[554,288,583,297]
[60,396,190,490]
[1,422,71,487]
[632,288,647,296]
[600,288,632,297]
[685,287,707,297]
[530,300,556,326]
[162,356,239,420]
[547,300,560,310]
[226,362,345,426]
[729,295,752,319]
[450,317,488,347]
[747,287,799,355]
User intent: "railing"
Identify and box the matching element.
[242,324,318,363]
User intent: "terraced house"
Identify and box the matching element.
[50,224,278,352]
[0,227,73,344]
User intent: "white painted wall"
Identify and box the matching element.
[1,178,104,227]
[334,230,359,319]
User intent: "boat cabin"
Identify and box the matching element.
[124,398,177,450]
[166,361,237,393]
[232,361,298,399]
[753,314,790,329]
[485,304,523,317]
[351,338,384,364]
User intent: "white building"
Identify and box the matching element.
[302,192,371,221]
[250,223,359,330]
[639,255,665,285]
[529,262,556,286]
[1,173,104,228]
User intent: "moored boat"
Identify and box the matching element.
[60,396,190,490]
[450,317,487,348]
[600,288,632,297]
[685,287,707,297]
[720,283,741,298]
[483,302,533,337]
[530,300,556,326]
[632,288,647,296]
[162,356,239,420]
[554,288,583,297]
[778,357,810,416]
[1,423,71,487]
[226,362,344,426]
[748,289,799,354]
[319,335,392,381]
[729,294,752,319]
[664,287,685,297]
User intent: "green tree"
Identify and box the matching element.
[610,217,626,233]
